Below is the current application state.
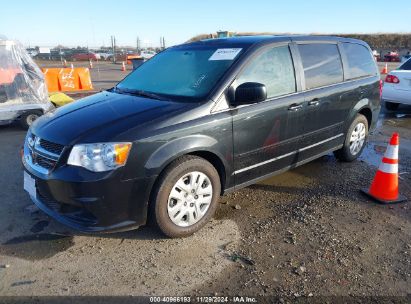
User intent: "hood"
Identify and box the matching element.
[31,91,195,145]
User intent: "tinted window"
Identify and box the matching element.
[399,58,411,70]
[236,46,296,98]
[298,44,343,89]
[342,43,377,79]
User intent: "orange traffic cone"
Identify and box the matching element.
[89,59,93,69]
[121,61,126,72]
[361,133,407,204]
[381,63,388,74]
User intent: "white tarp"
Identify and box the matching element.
[0,39,52,121]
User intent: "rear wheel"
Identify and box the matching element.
[385,101,400,111]
[20,110,42,129]
[149,155,221,238]
[334,114,368,162]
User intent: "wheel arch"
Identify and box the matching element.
[144,135,231,195]
[187,150,227,195]
[17,108,45,119]
[348,98,373,129]
[150,150,228,196]
[358,107,372,128]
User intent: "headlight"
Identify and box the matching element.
[67,142,132,172]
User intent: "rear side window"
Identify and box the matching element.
[341,43,378,79]
[236,46,296,98]
[298,44,343,89]
[399,59,411,70]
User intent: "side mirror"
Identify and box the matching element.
[234,82,267,105]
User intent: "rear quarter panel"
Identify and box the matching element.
[346,76,381,132]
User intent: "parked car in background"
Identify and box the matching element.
[372,50,380,61]
[384,51,400,62]
[23,36,380,237]
[107,52,139,62]
[106,53,114,61]
[35,50,63,61]
[382,58,411,110]
[96,52,112,60]
[140,50,156,59]
[106,53,124,62]
[71,52,100,61]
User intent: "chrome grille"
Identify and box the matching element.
[35,155,56,170]
[24,132,65,174]
[39,139,64,155]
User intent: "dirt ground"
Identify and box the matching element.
[0,60,409,303]
[199,109,411,300]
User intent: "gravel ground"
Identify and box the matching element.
[197,107,411,301]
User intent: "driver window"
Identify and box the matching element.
[236,46,296,99]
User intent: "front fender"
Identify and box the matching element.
[145,134,228,177]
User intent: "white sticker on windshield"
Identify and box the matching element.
[209,48,242,61]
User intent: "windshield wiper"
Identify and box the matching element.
[114,87,165,101]
[133,90,166,101]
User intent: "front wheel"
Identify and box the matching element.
[334,114,368,162]
[149,155,221,238]
[20,110,42,129]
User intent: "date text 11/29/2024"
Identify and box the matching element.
[149,296,257,303]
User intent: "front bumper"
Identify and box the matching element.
[23,158,156,233]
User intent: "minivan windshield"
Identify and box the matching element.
[115,46,243,102]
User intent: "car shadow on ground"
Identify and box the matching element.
[0,224,166,261]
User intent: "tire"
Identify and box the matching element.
[149,155,221,238]
[385,101,400,111]
[334,114,368,162]
[20,110,42,129]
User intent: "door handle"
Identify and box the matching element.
[288,103,303,111]
[308,99,320,106]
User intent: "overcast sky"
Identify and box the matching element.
[0,0,409,48]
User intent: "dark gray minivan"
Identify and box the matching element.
[23,36,380,237]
